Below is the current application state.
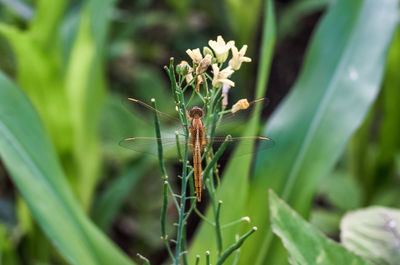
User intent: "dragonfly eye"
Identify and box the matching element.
[189,106,204,118]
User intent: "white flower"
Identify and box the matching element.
[222,83,231,106]
[196,54,212,75]
[186,73,194,83]
[229,45,252,70]
[208,36,235,63]
[231,99,249,113]
[212,64,234,87]
[186,48,203,64]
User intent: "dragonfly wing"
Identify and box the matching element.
[122,97,181,123]
[206,136,275,160]
[119,136,193,161]
[210,98,269,137]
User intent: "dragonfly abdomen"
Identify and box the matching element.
[190,116,204,202]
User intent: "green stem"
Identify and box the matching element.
[168,183,179,210]
[205,251,211,265]
[186,88,196,107]
[174,135,189,264]
[152,99,174,262]
[165,58,179,103]
[174,65,190,264]
[194,207,214,225]
[137,253,150,265]
[175,131,183,161]
[221,217,250,229]
[215,200,223,256]
[161,181,168,240]
[195,255,200,265]
[203,136,231,183]
[182,74,198,92]
[182,226,189,265]
[151,99,167,179]
[215,227,258,265]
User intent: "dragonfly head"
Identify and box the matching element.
[189,106,204,118]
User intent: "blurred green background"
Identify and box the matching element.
[0,0,399,264]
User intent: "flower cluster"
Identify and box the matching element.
[184,35,251,89]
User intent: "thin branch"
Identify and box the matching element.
[216,227,258,265]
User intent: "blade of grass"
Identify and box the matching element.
[240,1,400,265]
[65,0,118,209]
[29,0,68,46]
[0,72,135,265]
[374,28,400,189]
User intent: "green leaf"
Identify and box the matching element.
[0,72,134,265]
[269,190,372,265]
[93,161,150,231]
[318,171,363,211]
[64,0,118,209]
[310,209,341,236]
[375,28,400,183]
[277,0,333,40]
[29,0,68,47]
[240,0,400,264]
[188,0,276,263]
[0,224,21,265]
[224,0,263,44]
[341,206,400,265]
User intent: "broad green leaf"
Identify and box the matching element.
[0,0,33,21]
[64,0,118,209]
[277,0,333,40]
[0,72,134,265]
[375,28,400,183]
[269,190,372,265]
[224,0,263,44]
[188,1,275,263]
[341,206,400,265]
[240,0,400,264]
[371,186,400,208]
[29,0,68,47]
[318,171,363,211]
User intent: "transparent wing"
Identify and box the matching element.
[210,98,270,137]
[119,137,188,158]
[205,136,275,161]
[122,97,181,123]
[120,97,275,160]
[119,135,274,160]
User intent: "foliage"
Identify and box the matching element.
[0,72,134,264]
[0,0,399,264]
[270,190,373,265]
[341,206,400,265]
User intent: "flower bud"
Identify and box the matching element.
[176,61,191,76]
[196,54,212,75]
[222,84,231,106]
[232,99,250,113]
[203,46,214,57]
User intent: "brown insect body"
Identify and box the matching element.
[189,106,205,202]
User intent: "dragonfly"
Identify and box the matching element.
[120,98,274,202]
